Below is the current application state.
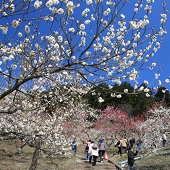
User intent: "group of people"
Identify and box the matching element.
[114,137,141,170]
[115,137,142,156]
[72,134,169,170]
[84,138,107,166]
[115,137,128,155]
[74,137,139,169]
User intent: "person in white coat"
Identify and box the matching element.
[87,141,94,161]
[162,133,167,147]
[89,143,99,166]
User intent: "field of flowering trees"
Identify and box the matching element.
[0,0,170,169]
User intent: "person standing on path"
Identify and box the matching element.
[88,141,94,162]
[98,138,106,162]
[85,140,91,160]
[127,146,138,170]
[121,137,127,154]
[129,138,135,148]
[162,133,167,147]
[71,138,77,154]
[136,139,142,151]
[83,138,88,145]
[89,143,99,166]
[115,138,122,156]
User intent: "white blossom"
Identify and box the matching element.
[144,88,149,92]
[12,20,19,28]
[80,24,85,30]
[124,89,128,93]
[158,80,162,86]
[146,93,150,97]
[46,1,52,8]
[25,25,30,33]
[95,0,103,4]
[85,20,90,24]
[120,14,125,19]
[34,1,42,9]
[165,79,170,83]
[162,89,166,93]
[0,26,8,34]
[12,64,17,69]
[144,80,149,85]
[98,97,104,103]
[69,27,75,32]
[116,94,122,98]
[58,36,63,42]
[57,8,64,14]
[18,32,22,37]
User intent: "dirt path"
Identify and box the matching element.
[75,157,119,170]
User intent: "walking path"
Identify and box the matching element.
[74,143,170,170]
[75,158,117,170]
[75,155,124,170]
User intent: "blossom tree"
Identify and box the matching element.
[140,105,170,148]
[0,97,97,169]
[95,106,144,141]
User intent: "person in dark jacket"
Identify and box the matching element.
[129,138,135,148]
[127,146,138,170]
[115,139,122,156]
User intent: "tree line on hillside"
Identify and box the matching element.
[83,82,170,116]
[40,82,170,118]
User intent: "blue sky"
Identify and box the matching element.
[136,1,170,90]
[106,0,170,90]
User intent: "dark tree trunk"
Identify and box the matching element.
[29,145,40,170]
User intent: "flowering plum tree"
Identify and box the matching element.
[0,98,96,169]
[140,105,170,148]
[0,109,69,169]
[95,106,144,140]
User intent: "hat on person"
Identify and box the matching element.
[92,144,98,149]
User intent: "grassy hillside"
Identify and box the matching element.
[110,145,170,170]
[0,139,77,170]
[0,139,170,170]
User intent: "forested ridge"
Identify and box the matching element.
[83,82,170,116]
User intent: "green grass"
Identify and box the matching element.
[0,139,170,170]
[110,146,170,170]
[0,139,76,170]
